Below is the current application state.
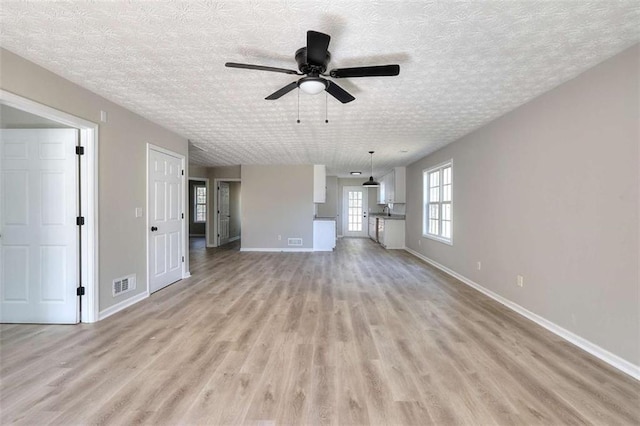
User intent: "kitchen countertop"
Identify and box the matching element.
[370,214,406,220]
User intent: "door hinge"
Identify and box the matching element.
[217,234,220,237]
[76,216,85,226]
[75,146,85,155]
[181,213,184,219]
[76,286,85,296]
[182,256,185,262]
[181,170,184,176]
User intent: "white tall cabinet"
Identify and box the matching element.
[313,165,326,203]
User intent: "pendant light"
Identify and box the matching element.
[362,151,380,187]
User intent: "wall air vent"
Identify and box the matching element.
[288,238,303,246]
[113,274,136,297]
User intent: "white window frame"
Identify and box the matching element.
[423,160,453,245]
[193,184,207,223]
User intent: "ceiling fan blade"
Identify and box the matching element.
[329,64,400,78]
[265,81,299,100]
[325,81,355,104]
[307,30,331,66]
[225,62,300,75]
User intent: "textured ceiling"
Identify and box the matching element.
[1,1,639,177]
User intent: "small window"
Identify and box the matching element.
[194,185,206,223]
[423,161,452,244]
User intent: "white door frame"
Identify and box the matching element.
[212,178,240,247]
[146,143,188,290]
[0,89,99,323]
[188,176,210,243]
[342,186,369,238]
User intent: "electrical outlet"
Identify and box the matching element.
[277,235,281,241]
[477,261,482,271]
[517,275,524,287]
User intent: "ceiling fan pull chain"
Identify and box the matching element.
[325,92,329,123]
[297,88,301,124]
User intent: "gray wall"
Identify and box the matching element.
[336,178,382,236]
[0,48,189,312]
[317,175,338,218]
[188,165,209,179]
[241,165,314,250]
[189,180,206,236]
[405,45,639,365]
[229,181,241,240]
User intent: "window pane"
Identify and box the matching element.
[429,204,439,220]
[443,184,451,202]
[429,219,439,235]
[430,171,439,187]
[442,203,451,221]
[442,221,451,238]
[430,187,439,202]
[443,167,451,185]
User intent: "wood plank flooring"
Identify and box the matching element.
[1,238,639,425]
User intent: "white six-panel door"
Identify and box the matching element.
[148,147,183,293]
[0,129,79,323]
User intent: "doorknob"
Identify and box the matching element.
[150,226,158,232]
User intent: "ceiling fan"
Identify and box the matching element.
[225,30,400,104]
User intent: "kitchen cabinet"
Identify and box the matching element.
[377,167,406,204]
[313,165,326,203]
[313,218,336,251]
[378,218,405,249]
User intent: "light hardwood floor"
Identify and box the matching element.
[1,238,639,425]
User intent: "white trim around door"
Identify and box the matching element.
[0,89,99,323]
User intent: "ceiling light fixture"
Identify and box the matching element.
[298,76,327,95]
[362,151,380,187]
[350,171,362,176]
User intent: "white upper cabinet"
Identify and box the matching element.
[377,167,406,204]
[313,165,326,203]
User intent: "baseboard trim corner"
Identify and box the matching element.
[404,247,640,381]
[98,291,149,321]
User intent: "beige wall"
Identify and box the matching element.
[0,48,188,312]
[188,164,209,179]
[405,45,639,365]
[241,165,314,250]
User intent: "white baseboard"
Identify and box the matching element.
[183,272,191,278]
[229,236,240,242]
[189,234,205,237]
[98,291,149,321]
[404,247,640,381]
[240,248,314,252]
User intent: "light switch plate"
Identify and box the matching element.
[135,207,143,218]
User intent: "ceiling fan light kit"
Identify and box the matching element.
[225,30,400,105]
[298,77,327,95]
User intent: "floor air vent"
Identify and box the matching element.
[113,274,136,297]
[288,238,303,246]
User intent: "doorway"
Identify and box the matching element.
[342,186,369,238]
[213,178,241,247]
[147,144,185,293]
[0,91,98,323]
[188,177,209,250]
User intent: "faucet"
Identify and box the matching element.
[382,205,391,216]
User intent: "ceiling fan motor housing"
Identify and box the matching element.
[295,47,331,75]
